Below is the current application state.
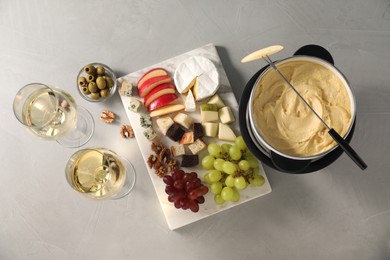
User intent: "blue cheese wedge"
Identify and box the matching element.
[188,138,207,155]
[120,81,133,97]
[140,114,152,128]
[174,56,219,101]
[143,127,157,141]
[128,97,141,112]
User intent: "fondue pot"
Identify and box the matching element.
[239,45,358,173]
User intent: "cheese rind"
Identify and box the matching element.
[174,56,219,100]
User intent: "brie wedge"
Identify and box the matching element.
[185,89,196,112]
[174,56,219,101]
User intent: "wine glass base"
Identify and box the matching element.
[111,158,136,200]
[57,106,95,148]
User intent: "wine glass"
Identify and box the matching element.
[65,148,136,200]
[13,83,94,148]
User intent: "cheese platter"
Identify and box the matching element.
[118,43,272,230]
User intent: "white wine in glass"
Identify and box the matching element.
[13,83,94,147]
[65,148,136,200]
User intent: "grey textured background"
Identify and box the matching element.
[1,0,390,259]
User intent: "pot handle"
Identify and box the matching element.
[270,151,311,174]
[293,45,334,65]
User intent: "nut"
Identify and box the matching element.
[158,148,171,164]
[167,159,179,173]
[155,165,167,178]
[151,141,165,154]
[100,110,115,123]
[120,125,134,139]
[147,154,158,169]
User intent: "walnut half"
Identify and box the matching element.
[120,125,134,139]
[100,110,116,124]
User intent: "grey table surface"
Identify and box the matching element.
[1,0,390,259]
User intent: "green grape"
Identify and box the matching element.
[221,187,234,201]
[221,143,232,154]
[231,189,240,202]
[202,155,215,170]
[238,160,251,171]
[247,157,259,168]
[252,175,265,186]
[213,158,225,171]
[208,170,222,182]
[214,194,225,205]
[245,149,253,158]
[222,161,237,175]
[210,182,223,194]
[234,176,247,190]
[204,173,212,184]
[235,136,247,150]
[208,143,223,158]
[225,175,235,187]
[229,145,242,161]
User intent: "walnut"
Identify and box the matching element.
[120,125,134,139]
[167,159,179,173]
[100,110,115,123]
[147,154,158,169]
[155,165,167,178]
[158,148,171,164]
[153,160,162,170]
[151,141,165,154]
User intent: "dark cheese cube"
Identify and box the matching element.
[192,123,204,140]
[166,123,185,142]
[181,155,199,167]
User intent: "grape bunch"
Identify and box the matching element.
[163,170,208,213]
[201,136,265,205]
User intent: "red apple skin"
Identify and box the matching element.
[138,75,172,98]
[144,83,176,106]
[137,68,168,89]
[147,93,178,112]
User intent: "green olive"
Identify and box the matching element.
[78,76,87,87]
[104,76,115,88]
[96,76,106,90]
[84,64,96,75]
[100,89,109,98]
[96,66,105,75]
[90,92,100,100]
[81,86,90,95]
[87,74,95,83]
[88,82,98,93]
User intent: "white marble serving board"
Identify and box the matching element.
[118,43,272,230]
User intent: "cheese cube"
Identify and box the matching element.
[201,110,218,123]
[188,139,207,155]
[218,106,235,124]
[173,113,194,129]
[156,116,174,135]
[171,144,185,157]
[202,122,218,137]
[208,94,225,109]
[140,114,152,128]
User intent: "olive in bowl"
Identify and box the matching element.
[77,63,117,102]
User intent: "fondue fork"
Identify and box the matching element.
[242,46,367,170]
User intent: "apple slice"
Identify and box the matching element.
[137,68,168,89]
[150,104,185,117]
[138,75,172,98]
[144,83,176,107]
[147,93,178,112]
